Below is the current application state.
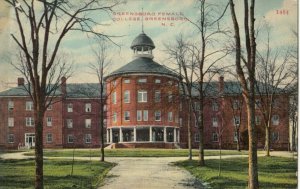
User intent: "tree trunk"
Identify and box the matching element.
[292,118,297,151]
[265,126,270,156]
[100,97,105,162]
[198,90,205,166]
[188,99,192,160]
[246,94,259,189]
[237,128,241,151]
[35,110,44,189]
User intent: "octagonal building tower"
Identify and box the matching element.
[105,32,180,148]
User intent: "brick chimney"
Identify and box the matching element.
[17,78,24,86]
[61,77,67,96]
[219,76,224,93]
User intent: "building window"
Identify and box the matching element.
[272,99,279,108]
[67,119,73,128]
[212,117,218,127]
[46,133,53,143]
[85,103,91,112]
[143,110,148,121]
[26,117,34,127]
[8,134,14,143]
[179,118,183,127]
[233,100,240,110]
[155,111,161,121]
[68,135,74,143]
[212,101,218,111]
[112,92,117,104]
[26,101,33,111]
[137,110,142,121]
[8,101,14,111]
[234,132,238,142]
[168,91,172,102]
[194,115,199,127]
[124,90,130,103]
[255,99,261,109]
[47,117,52,126]
[67,103,73,112]
[124,111,130,121]
[85,119,91,128]
[272,115,279,125]
[255,116,261,125]
[180,102,182,111]
[154,90,161,102]
[155,79,161,83]
[194,133,200,142]
[194,102,200,111]
[113,112,117,123]
[103,119,107,127]
[124,79,130,84]
[212,132,218,142]
[233,116,240,126]
[85,134,92,143]
[138,78,147,83]
[168,112,173,122]
[112,80,117,87]
[271,132,279,141]
[47,103,52,110]
[8,117,14,127]
[138,90,147,102]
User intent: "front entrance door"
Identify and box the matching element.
[25,133,35,147]
[113,131,119,143]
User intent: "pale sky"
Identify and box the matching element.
[0,0,297,91]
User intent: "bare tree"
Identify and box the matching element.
[5,0,121,188]
[229,0,259,188]
[165,35,198,160]
[89,39,112,161]
[255,28,295,156]
[184,0,230,166]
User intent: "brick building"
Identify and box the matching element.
[0,32,290,150]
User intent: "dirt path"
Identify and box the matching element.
[99,157,204,189]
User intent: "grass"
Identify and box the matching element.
[174,156,297,189]
[23,148,249,157]
[0,158,115,189]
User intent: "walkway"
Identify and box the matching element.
[99,157,204,189]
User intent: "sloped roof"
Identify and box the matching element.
[105,57,179,79]
[187,81,284,97]
[0,83,103,98]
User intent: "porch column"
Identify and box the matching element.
[164,127,167,142]
[149,126,153,142]
[178,130,180,143]
[134,127,136,142]
[106,129,109,143]
[110,128,113,143]
[119,127,123,142]
[174,128,177,142]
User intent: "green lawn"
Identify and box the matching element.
[0,158,115,189]
[175,156,297,189]
[24,148,249,157]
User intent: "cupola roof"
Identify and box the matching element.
[130,33,155,49]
